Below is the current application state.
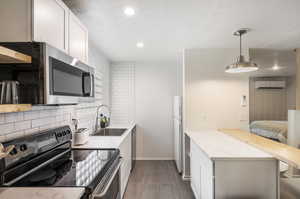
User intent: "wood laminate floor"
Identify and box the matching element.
[123,160,195,199]
[281,178,300,199]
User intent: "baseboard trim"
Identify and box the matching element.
[136,157,175,160]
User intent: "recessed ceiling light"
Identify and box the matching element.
[136,42,144,48]
[272,65,280,70]
[124,7,135,16]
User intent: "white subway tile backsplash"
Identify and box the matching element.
[111,64,135,125]
[56,115,64,122]
[66,113,72,121]
[32,117,55,128]
[39,110,52,118]
[6,131,25,141]
[0,104,99,141]
[0,114,4,124]
[5,112,23,123]
[0,123,14,135]
[24,111,40,120]
[15,120,31,131]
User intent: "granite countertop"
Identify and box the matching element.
[72,123,136,149]
[185,129,274,160]
[0,187,85,199]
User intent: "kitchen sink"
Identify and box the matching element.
[92,128,127,136]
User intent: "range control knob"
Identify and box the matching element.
[66,130,71,134]
[62,131,67,136]
[20,144,27,151]
[10,148,18,155]
[57,132,62,137]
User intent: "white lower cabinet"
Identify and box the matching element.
[190,140,214,199]
[119,131,132,198]
[190,139,278,199]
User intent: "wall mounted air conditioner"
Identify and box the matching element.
[255,81,286,89]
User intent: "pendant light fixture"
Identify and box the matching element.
[225,29,258,73]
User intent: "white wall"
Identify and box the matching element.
[135,62,178,160]
[184,49,250,131]
[111,61,179,160]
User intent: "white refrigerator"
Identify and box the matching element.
[173,96,182,173]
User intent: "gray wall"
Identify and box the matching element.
[249,76,296,122]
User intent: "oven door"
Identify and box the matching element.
[92,159,122,199]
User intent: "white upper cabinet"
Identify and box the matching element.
[0,0,88,62]
[69,11,88,63]
[33,0,69,53]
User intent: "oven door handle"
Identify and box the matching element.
[92,158,123,199]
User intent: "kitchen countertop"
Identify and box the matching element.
[185,130,274,160]
[0,187,85,199]
[73,124,136,149]
[220,128,300,169]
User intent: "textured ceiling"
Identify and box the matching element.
[63,0,300,62]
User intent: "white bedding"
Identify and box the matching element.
[249,120,288,143]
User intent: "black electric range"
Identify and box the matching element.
[0,126,121,199]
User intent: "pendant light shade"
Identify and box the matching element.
[225,29,258,73]
[225,55,258,73]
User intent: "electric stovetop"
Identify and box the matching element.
[9,149,119,189]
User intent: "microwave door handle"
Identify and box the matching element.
[0,82,4,104]
[90,72,94,97]
[82,72,91,96]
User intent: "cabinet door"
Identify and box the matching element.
[119,132,132,198]
[191,140,214,199]
[199,147,214,199]
[190,141,201,199]
[33,0,69,52]
[69,11,88,63]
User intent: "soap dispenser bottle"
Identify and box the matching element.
[100,114,106,128]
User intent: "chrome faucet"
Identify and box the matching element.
[95,104,111,132]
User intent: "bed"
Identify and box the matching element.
[249,120,288,143]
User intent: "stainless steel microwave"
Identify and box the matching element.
[0,42,94,105]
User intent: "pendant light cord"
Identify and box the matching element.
[240,33,242,56]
